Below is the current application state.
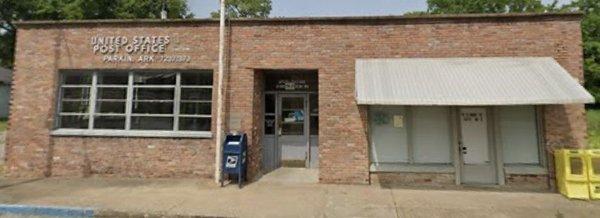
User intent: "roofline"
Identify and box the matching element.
[14,12,583,27]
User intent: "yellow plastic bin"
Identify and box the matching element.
[586,149,600,200]
[555,149,589,200]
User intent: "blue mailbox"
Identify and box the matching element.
[220,133,247,188]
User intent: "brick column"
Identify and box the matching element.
[6,28,60,178]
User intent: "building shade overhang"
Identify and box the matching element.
[355,57,594,105]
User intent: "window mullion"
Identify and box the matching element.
[88,72,98,130]
[125,72,134,130]
[173,72,181,131]
[407,106,414,164]
[55,75,65,128]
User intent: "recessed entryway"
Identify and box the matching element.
[261,70,318,174]
[259,167,319,184]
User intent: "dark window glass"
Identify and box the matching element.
[94,116,125,129]
[282,123,303,135]
[180,102,211,115]
[179,117,211,131]
[60,115,89,129]
[61,101,89,113]
[62,87,90,100]
[134,72,176,85]
[181,88,212,101]
[98,73,128,85]
[181,72,213,85]
[130,116,173,130]
[310,116,318,135]
[63,73,92,85]
[593,158,600,175]
[95,101,126,114]
[265,115,275,135]
[57,71,213,132]
[265,94,275,114]
[310,94,318,115]
[570,157,584,175]
[282,97,303,110]
[134,88,174,100]
[132,102,173,114]
[97,88,126,100]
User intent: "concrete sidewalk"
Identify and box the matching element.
[0,170,598,217]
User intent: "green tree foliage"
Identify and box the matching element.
[0,0,193,69]
[211,0,272,18]
[563,0,600,105]
[426,0,555,14]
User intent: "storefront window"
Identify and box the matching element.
[56,70,213,133]
[369,106,452,165]
[369,106,409,163]
[412,106,452,164]
[499,106,540,165]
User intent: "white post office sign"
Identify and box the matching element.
[91,35,191,63]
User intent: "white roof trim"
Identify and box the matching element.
[355,57,594,105]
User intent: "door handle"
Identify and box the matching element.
[459,141,467,154]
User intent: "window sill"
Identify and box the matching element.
[370,163,454,173]
[504,165,547,175]
[51,129,213,139]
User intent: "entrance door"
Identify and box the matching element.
[278,94,309,167]
[459,108,497,184]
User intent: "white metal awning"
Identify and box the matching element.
[355,57,594,105]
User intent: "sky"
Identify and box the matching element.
[187,0,574,18]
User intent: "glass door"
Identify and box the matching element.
[278,94,308,167]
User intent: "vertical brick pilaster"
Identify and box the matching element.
[6,28,60,178]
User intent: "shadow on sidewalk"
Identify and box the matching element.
[0,178,44,190]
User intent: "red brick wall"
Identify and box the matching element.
[506,174,550,190]
[7,14,586,184]
[7,25,221,178]
[225,16,585,184]
[51,137,214,177]
[371,173,455,187]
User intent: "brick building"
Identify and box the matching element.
[6,12,594,189]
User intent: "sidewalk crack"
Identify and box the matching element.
[389,189,400,218]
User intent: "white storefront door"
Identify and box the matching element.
[459,107,497,184]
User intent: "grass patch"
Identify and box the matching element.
[0,118,6,132]
[588,109,600,149]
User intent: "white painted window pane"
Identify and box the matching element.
[369,106,408,163]
[499,106,539,164]
[412,106,452,164]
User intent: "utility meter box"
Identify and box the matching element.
[555,149,589,200]
[586,149,600,200]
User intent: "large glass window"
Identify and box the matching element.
[499,106,540,165]
[412,106,452,164]
[369,106,452,165]
[56,70,213,133]
[369,106,409,163]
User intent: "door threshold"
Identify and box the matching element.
[460,183,503,190]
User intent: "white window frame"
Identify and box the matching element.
[52,70,213,138]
